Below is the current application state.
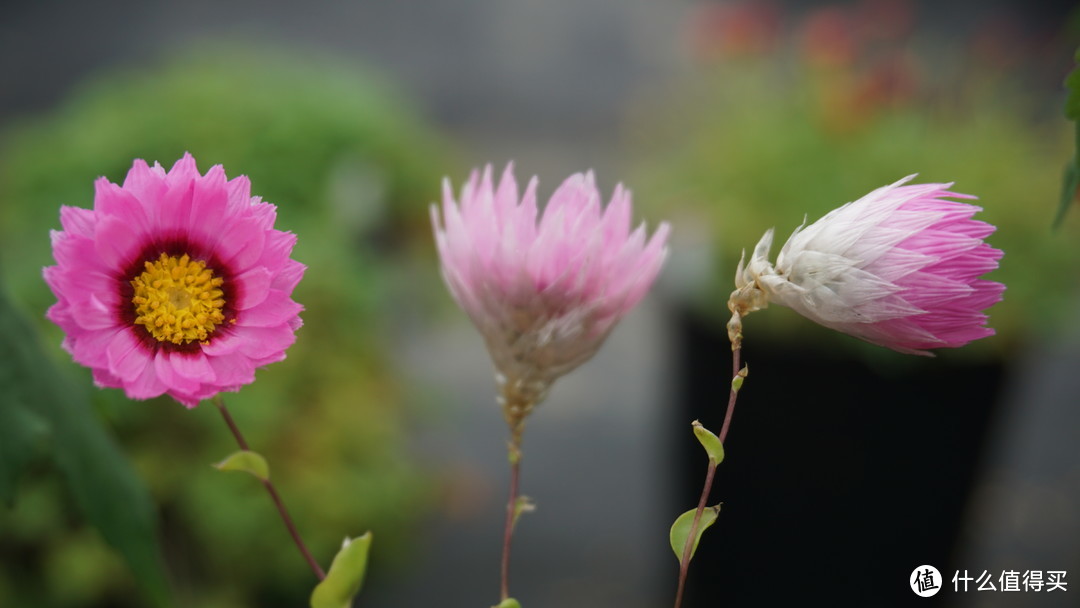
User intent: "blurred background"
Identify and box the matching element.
[0,0,1078,606]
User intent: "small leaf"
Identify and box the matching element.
[669,505,721,564]
[310,532,373,608]
[512,496,535,529]
[494,599,522,608]
[731,364,748,394]
[691,421,724,464]
[213,450,270,481]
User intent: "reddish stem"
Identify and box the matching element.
[213,396,326,581]
[500,445,522,600]
[672,346,743,608]
[499,427,523,601]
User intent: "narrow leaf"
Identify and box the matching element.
[310,532,373,608]
[213,450,270,481]
[0,396,49,504]
[0,288,171,606]
[1058,47,1080,226]
[1064,48,1080,120]
[1055,156,1079,229]
[669,505,721,564]
[691,421,724,464]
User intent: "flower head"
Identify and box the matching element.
[432,164,670,408]
[733,176,1004,355]
[44,154,305,407]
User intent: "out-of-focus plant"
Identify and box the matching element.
[1059,45,1079,227]
[633,0,1077,356]
[0,286,171,607]
[0,42,450,607]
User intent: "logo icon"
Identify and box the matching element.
[911,565,942,597]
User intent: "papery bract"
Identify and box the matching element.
[44,153,305,407]
[431,164,670,403]
[735,176,1004,355]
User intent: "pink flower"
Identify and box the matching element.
[431,164,670,402]
[734,176,1004,355]
[44,153,305,407]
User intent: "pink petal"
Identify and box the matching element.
[106,329,151,382]
[235,324,297,360]
[213,217,265,272]
[233,267,273,310]
[191,164,228,222]
[201,330,244,356]
[70,294,120,330]
[126,357,169,400]
[122,159,168,212]
[237,290,303,328]
[207,352,256,387]
[70,327,123,368]
[170,350,216,383]
[154,351,200,394]
[94,215,146,269]
[59,205,97,238]
[271,260,306,293]
[95,178,151,235]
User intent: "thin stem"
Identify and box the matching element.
[212,396,326,581]
[673,460,717,608]
[500,427,523,601]
[719,346,742,444]
[673,345,743,608]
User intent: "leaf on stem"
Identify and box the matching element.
[494,599,522,608]
[512,495,535,529]
[731,364,748,393]
[310,532,373,608]
[669,505,721,564]
[691,421,724,464]
[213,449,270,481]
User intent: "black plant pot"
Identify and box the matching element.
[672,307,1005,607]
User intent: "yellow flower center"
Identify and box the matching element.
[131,253,226,344]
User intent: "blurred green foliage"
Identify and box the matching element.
[1059,45,1080,227]
[0,42,451,607]
[0,287,170,607]
[633,4,1077,358]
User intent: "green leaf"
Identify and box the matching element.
[1060,48,1080,226]
[1056,155,1079,229]
[494,600,522,608]
[310,532,373,608]
[691,421,724,464]
[512,496,535,530]
[731,363,748,394]
[213,450,270,481]
[1064,48,1080,121]
[0,396,49,504]
[0,287,172,606]
[669,505,721,564]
